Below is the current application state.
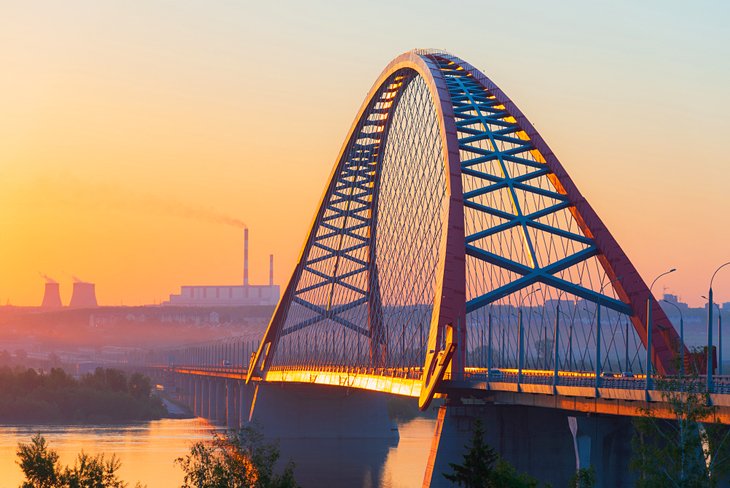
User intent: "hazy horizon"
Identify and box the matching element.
[2,1,729,307]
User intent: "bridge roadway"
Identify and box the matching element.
[162,364,730,424]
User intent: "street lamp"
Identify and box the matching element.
[707,262,730,392]
[662,299,685,376]
[647,268,677,391]
[703,297,723,376]
[517,287,541,389]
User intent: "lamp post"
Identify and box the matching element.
[517,287,541,390]
[647,268,676,392]
[704,298,723,377]
[707,262,730,392]
[662,299,685,377]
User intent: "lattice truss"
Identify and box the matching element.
[268,71,447,371]
[434,57,648,375]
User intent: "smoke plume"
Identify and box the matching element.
[39,273,57,284]
[35,176,246,230]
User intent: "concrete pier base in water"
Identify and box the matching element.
[248,382,398,439]
[422,401,634,488]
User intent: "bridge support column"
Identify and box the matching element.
[226,381,238,429]
[188,376,196,410]
[249,383,397,439]
[192,378,200,416]
[239,382,255,427]
[200,379,210,419]
[213,379,225,423]
[422,401,634,488]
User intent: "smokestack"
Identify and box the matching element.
[69,281,98,308]
[244,228,249,286]
[269,254,274,286]
[41,282,63,309]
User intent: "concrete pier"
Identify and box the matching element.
[422,401,634,488]
[248,382,398,439]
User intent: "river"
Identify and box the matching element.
[0,417,437,487]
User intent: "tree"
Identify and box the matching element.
[16,434,134,488]
[60,452,126,488]
[443,420,498,487]
[16,434,60,488]
[442,420,538,488]
[568,467,595,488]
[631,369,730,486]
[128,373,151,399]
[176,426,298,488]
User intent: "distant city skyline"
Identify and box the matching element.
[1,1,729,306]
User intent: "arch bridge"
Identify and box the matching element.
[152,50,730,422]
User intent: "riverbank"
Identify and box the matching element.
[0,367,166,424]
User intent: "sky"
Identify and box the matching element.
[1,0,729,307]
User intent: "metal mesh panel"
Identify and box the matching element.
[268,72,446,373]
[432,57,647,377]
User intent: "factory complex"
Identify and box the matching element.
[37,228,279,309]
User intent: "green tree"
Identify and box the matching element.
[443,420,498,487]
[443,420,538,488]
[61,452,126,488]
[568,467,595,488]
[631,370,730,486]
[127,373,151,400]
[176,427,298,488]
[16,434,60,488]
[16,434,137,488]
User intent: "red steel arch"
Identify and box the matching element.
[247,50,682,411]
[247,52,468,409]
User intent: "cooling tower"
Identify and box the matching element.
[69,282,98,308]
[41,282,63,309]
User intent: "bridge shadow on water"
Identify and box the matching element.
[275,417,436,488]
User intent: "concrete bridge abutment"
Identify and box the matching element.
[247,382,398,439]
[422,401,634,488]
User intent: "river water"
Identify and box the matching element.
[0,417,436,487]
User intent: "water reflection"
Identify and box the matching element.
[0,417,436,488]
[0,419,216,487]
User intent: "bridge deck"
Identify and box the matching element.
[163,364,730,423]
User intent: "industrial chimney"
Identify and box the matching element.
[69,280,98,308]
[41,282,63,309]
[244,228,249,287]
[269,254,274,286]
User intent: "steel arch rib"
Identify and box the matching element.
[433,52,680,376]
[246,52,467,408]
[247,49,682,411]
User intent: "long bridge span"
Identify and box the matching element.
[137,50,728,487]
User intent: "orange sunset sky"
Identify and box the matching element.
[1,1,729,307]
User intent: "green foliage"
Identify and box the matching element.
[16,434,135,488]
[631,370,730,487]
[176,426,298,488]
[489,460,539,488]
[0,367,165,423]
[443,420,539,488]
[443,420,498,487]
[568,467,595,488]
[16,434,60,488]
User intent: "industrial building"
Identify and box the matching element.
[40,281,63,309]
[40,277,98,309]
[163,228,280,307]
[69,281,98,308]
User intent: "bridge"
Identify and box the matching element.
[138,50,729,487]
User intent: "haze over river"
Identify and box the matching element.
[0,417,436,487]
